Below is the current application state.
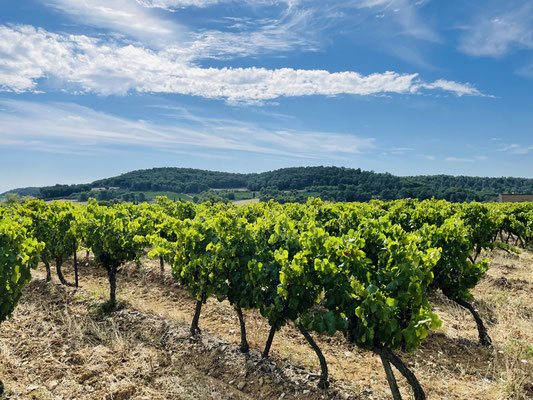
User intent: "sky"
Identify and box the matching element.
[1,0,533,193]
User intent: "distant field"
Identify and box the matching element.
[138,190,256,202]
[137,192,194,201]
[232,198,260,205]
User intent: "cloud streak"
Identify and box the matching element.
[0,25,484,102]
[459,1,533,57]
[498,143,533,155]
[42,0,185,46]
[0,99,375,158]
[135,0,222,9]
[353,0,439,42]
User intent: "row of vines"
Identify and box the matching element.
[1,198,533,399]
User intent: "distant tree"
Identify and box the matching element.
[1,193,22,207]
[78,192,89,202]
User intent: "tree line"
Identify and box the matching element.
[15,166,533,202]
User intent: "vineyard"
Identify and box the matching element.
[1,198,533,399]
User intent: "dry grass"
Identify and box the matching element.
[1,247,532,399]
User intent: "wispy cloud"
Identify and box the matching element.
[445,156,475,163]
[416,79,485,96]
[173,8,319,61]
[0,25,485,102]
[516,61,533,78]
[135,0,222,10]
[0,99,375,158]
[40,0,441,70]
[305,0,440,69]
[459,1,533,57]
[42,0,186,46]
[43,0,317,59]
[135,0,297,11]
[498,143,533,155]
[389,146,413,154]
[353,0,439,42]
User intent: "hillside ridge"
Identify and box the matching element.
[3,166,533,203]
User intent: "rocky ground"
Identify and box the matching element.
[0,247,532,399]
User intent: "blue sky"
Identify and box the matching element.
[1,0,532,193]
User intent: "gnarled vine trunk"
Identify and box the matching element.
[297,323,329,389]
[262,325,277,358]
[73,241,79,288]
[449,295,492,346]
[55,257,73,286]
[235,307,249,353]
[374,347,426,400]
[190,294,206,336]
[106,262,118,308]
[44,261,52,282]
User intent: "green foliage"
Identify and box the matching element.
[0,215,43,323]
[1,193,24,207]
[78,200,154,304]
[17,200,81,274]
[80,200,152,268]
[5,196,533,363]
[34,166,533,202]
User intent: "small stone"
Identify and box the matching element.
[278,393,286,400]
[237,381,246,390]
[303,389,310,394]
[49,380,59,390]
[259,377,264,386]
[26,385,39,393]
[344,351,353,358]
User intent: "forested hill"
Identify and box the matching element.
[6,166,533,203]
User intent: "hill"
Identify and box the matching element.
[5,166,533,203]
[0,186,41,198]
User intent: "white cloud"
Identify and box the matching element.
[42,0,185,46]
[459,1,533,57]
[0,99,375,158]
[135,0,222,9]
[171,8,318,61]
[135,0,297,10]
[38,0,443,71]
[42,0,319,62]
[445,156,475,163]
[416,79,484,97]
[389,146,413,154]
[0,25,485,101]
[498,143,533,155]
[516,61,533,78]
[40,0,440,67]
[351,0,438,42]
